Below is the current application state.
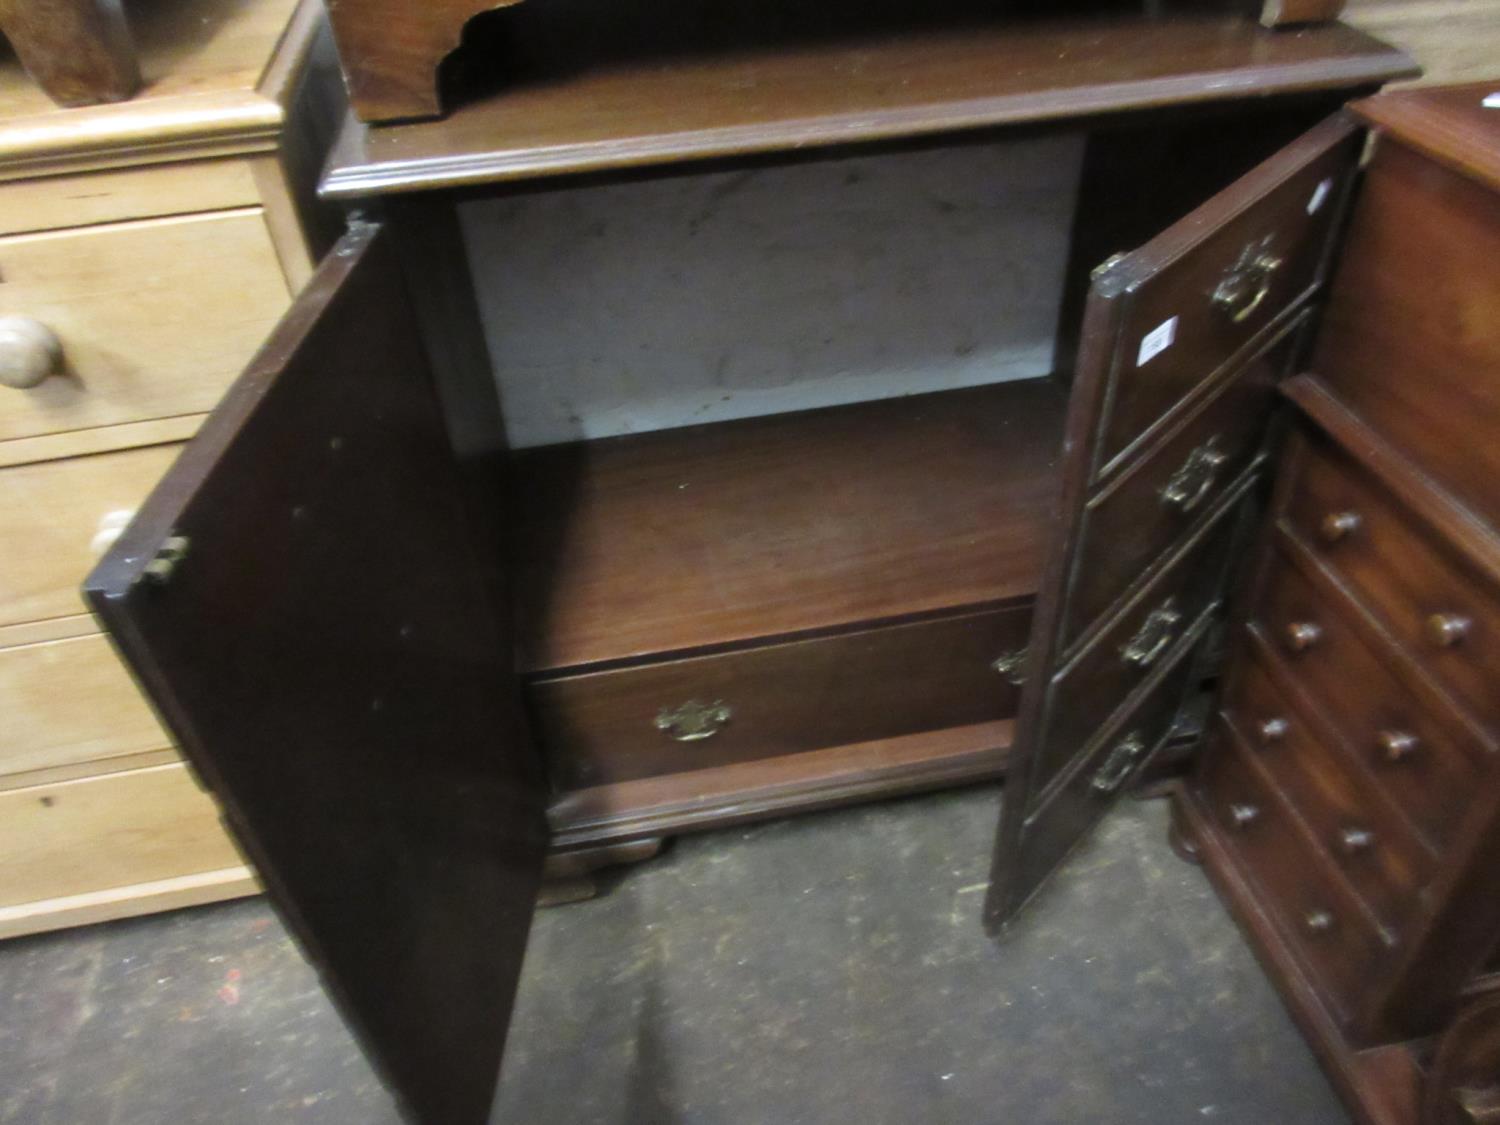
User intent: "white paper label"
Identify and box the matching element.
[1307,177,1333,215]
[1137,316,1177,367]
[1483,92,1500,109]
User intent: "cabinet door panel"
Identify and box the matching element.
[985,114,1363,931]
[85,225,546,1125]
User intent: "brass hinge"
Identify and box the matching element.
[141,535,190,586]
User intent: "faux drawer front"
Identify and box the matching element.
[0,763,244,910]
[1199,724,1393,1023]
[1063,322,1296,651]
[1282,433,1500,737]
[0,210,288,447]
[528,607,1028,790]
[1248,547,1488,846]
[0,632,171,779]
[0,443,181,629]
[1221,653,1436,931]
[1096,128,1357,475]
[1032,500,1235,795]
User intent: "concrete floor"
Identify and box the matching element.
[0,788,1350,1125]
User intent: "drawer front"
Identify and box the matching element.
[0,209,288,447]
[530,607,1028,790]
[1221,653,1436,930]
[1199,725,1394,1021]
[0,763,244,910]
[1095,127,1358,475]
[1063,323,1295,650]
[1032,500,1235,796]
[1282,433,1500,738]
[1248,547,1487,839]
[0,632,171,779]
[0,443,181,629]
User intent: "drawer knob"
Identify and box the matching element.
[1212,236,1283,324]
[1284,621,1323,652]
[990,647,1028,686]
[655,700,732,742]
[1339,827,1376,854]
[1161,437,1229,514]
[1229,803,1261,829]
[1377,730,1420,763]
[1121,597,1183,669]
[1090,731,1147,795]
[0,316,62,389]
[1426,613,1472,648]
[1304,910,1335,935]
[1256,717,1290,744]
[1318,511,1362,543]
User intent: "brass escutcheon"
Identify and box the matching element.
[654,700,733,742]
[1212,235,1283,324]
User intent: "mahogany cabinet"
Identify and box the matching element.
[75,9,1500,1124]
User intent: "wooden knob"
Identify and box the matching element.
[1426,613,1472,648]
[1257,717,1290,744]
[1305,910,1335,934]
[1319,510,1362,543]
[0,316,62,389]
[1377,730,1420,762]
[1284,621,1323,652]
[1340,827,1376,853]
[1229,803,1260,829]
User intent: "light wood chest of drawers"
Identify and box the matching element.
[0,0,342,938]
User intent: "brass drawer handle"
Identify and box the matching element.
[1284,621,1323,653]
[655,700,732,742]
[1304,910,1335,935]
[0,316,62,389]
[1256,717,1290,744]
[1161,437,1229,514]
[1319,510,1362,543]
[1090,732,1147,795]
[1426,613,1472,648]
[1229,803,1261,829]
[990,647,1028,686]
[1339,827,1376,854]
[1377,730,1420,763]
[1121,597,1183,669]
[1212,236,1283,324]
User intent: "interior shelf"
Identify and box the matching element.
[321,13,1412,198]
[512,378,1067,674]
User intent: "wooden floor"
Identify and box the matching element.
[1345,0,1500,84]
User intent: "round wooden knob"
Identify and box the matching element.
[1426,613,1472,648]
[1257,717,1290,744]
[1340,827,1376,853]
[1377,730,1420,763]
[1305,910,1335,934]
[1319,510,1362,543]
[1284,621,1323,652]
[0,316,62,389]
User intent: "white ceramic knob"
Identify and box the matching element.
[90,509,135,556]
[0,316,63,389]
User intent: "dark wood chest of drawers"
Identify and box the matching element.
[73,8,1500,1122]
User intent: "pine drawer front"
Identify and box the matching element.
[0,764,247,919]
[528,607,1029,791]
[0,442,181,630]
[1281,432,1500,739]
[0,209,288,450]
[0,633,171,780]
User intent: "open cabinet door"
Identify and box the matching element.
[85,225,547,1124]
[985,114,1367,931]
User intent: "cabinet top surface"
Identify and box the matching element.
[321,15,1414,200]
[1353,82,1500,194]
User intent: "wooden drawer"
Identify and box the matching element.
[0,632,171,780]
[0,763,245,912]
[528,606,1029,790]
[1063,321,1295,651]
[1281,431,1500,738]
[0,209,288,449]
[1220,651,1436,931]
[1247,545,1488,847]
[1199,721,1394,1023]
[0,442,181,630]
[1032,500,1235,794]
[1095,121,1359,476]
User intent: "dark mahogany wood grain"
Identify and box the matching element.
[1425,995,1500,1125]
[511,380,1066,673]
[321,15,1412,198]
[1261,0,1346,25]
[84,226,547,1125]
[1352,83,1500,197]
[0,0,140,107]
[531,607,1027,790]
